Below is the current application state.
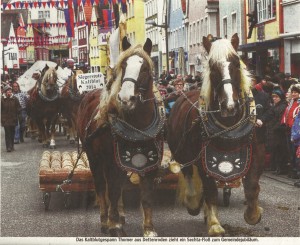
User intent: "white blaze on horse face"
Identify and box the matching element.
[220,60,234,109]
[118,55,143,102]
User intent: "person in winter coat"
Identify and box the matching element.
[1,85,21,152]
[257,88,288,174]
[282,84,300,178]
[290,100,300,187]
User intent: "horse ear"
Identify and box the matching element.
[143,38,152,56]
[202,35,212,54]
[231,33,239,51]
[42,64,49,73]
[55,64,59,70]
[122,36,131,51]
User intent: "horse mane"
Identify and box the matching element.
[99,44,154,113]
[200,39,252,109]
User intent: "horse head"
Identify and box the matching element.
[40,64,59,99]
[116,37,153,112]
[202,33,244,117]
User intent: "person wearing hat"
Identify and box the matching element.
[282,84,300,178]
[63,58,75,79]
[1,85,21,152]
[257,88,288,174]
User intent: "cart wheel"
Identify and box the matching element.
[64,192,71,209]
[43,192,51,211]
[223,188,231,207]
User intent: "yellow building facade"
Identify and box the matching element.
[126,0,146,45]
[241,0,283,76]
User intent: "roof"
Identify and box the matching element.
[1,9,28,39]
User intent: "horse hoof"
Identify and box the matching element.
[49,145,56,149]
[70,140,75,144]
[244,207,263,225]
[120,216,125,225]
[101,226,109,234]
[109,228,127,237]
[144,230,158,237]
[208,224,225,236]
[187,206,201,216]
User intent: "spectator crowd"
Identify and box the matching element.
[1,67,300,187]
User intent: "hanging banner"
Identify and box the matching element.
[76,72,105,93]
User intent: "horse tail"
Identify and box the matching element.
[176,165,203,215]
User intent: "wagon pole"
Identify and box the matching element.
[56,149,84,192]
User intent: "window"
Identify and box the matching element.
[223,17,227,38]
[44,11,50,19]
[189,24,192,46]
[257,0,276,22]
[201,19,204,38]
[232,13,237,34]
[204,17,208,37]
[197,21,200,44]
[38,11,43,19]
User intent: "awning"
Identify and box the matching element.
[239,38,281,52]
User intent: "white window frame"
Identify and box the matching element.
[257,0,276,23]
[231,12,237,35]
[38,11,43,19]
[223,17,228,39]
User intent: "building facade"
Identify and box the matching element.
[280,0,300,77]
[187,0,220,76]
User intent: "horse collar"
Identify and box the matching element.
[38,88,59,102]
[109,100,165,142]
[198,90,256,142]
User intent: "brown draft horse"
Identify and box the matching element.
[27,64,60,148]
[77,37,164,236]
[61,69,84,144]
[167,34,264,236]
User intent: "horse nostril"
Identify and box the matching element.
[129,96,136,102]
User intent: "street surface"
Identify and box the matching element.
[0,128,299,238]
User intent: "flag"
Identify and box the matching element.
[64,0,75,37]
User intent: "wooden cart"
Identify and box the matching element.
[39,150,178,210]
[39,150,95,210]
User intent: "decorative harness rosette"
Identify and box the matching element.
[109,88,165,175]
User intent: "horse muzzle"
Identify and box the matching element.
[117,94,138,111]
[220,100,239,117]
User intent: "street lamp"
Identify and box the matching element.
[146,14,169,75]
